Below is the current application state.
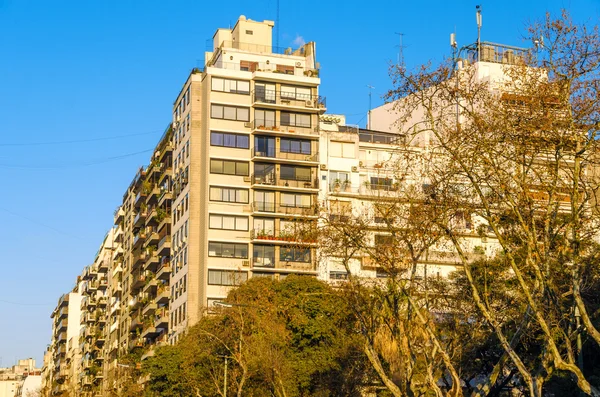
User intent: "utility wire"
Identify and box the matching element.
[0,299,53,307]
[0,148,153,169]
[0,129,162,147]
[0,206,82,239]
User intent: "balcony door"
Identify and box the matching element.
[254,136,275,158]
[255,82,276,103]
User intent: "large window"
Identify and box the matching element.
[210,132,249,149]
[255,82,276,103]
[254,136,275,157]
[253,218,275,235]
[208,270,248,286]
[280,165,311,181]
[330,141,355,158]
[211,104,250,121]
[280,138,311,154]
[280,112,311,128]
[208,242,248,258]
[280,246,311,262]
[210,159,249,176]
[211,77,250,94]
[281,193,312,208]
[209,186,249,203]
[370,177,396,191]
[255,109,276,128]
[209,214,249,231]
[254,191,275,212]
[253,245,275,267]
[280,85,311,100]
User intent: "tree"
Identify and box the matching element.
[320,10,600,397]
[142,276,373,396]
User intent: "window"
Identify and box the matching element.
[280,165,311,181]
[276,64,294,74]
[245,30,253,35]
[209,214,249,231]
[211,78,250,94]
[330,271,348,280]
[280,85,311,100]
[208,270,248,285]
[329,200,351,222]
[255,82,276,103]
[210,186,249,203]
[370,177,396,191]
[330,141,355,158]
[280,112,311,127]
[254,191,275,212]
[253,218,275,235]
[281,193,312,208]
[254,136,275,157]
[240,61,258,72]
[375,235,394,247]
[255,109,276,128]
[210,159,249,176]
[253,245,275,267]
[211,132,249,149]
[208,242,248,258]
[280,246,311,262]
[280,138,311,154]
[211,104,250,121]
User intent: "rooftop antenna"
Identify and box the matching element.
[394,32,406,67]
[276,0,280,49]
[476,5,482,62]
[367,85,375,129]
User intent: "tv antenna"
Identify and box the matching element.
[367,85,375,129]
[276,0,280,48]
[476,5,482,62]
[395,32,406,66]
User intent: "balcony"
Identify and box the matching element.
[157,234,171,256]
[143,230,159,247]
[157,213,171,233]
[252,202,319,217]
[156,260,171,281]
[131,272,147,291]
[97,296,108,308]
[132,250,147,269]
[252,90,326,111]
[154,308,169,329]
[155,285,170,305]
[98,278,108,290]
[157,189,172,207]
[132,231,146,248]
[56,318,68,332]
[145,185,161,204]
[252,147,319,163]
[142,325,159,339]
[113,207,124,225]
[143,277,158,294]
[328,183,402,198]
[251,174,319,190]
[253,120,319,137]
[134,191,147,206]
[133,211,147,227]
[250,229,318,245]
[142,300,157,316]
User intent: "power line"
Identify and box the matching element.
[0,148,153,169]
[0,130,162,147]
[0,206,83,239]
[0,299,53,307]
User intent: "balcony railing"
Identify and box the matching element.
[205,59,319,78]
[250,229,318,244]
[252,147,319,162]
[252,90,326,109]
[252,202,319,216]
[251,173,319,189]
[253,120,319,136]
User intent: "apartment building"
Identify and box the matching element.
[47,287,83,396]
[0,359,41,397]
[168,15,325,342]
[77,230,114,396]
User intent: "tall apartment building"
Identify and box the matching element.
[46,287,83,396]
[168,15,325,342]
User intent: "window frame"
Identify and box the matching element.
[210,131,250,149]
[208,214,249,231]
[210,104,250,121]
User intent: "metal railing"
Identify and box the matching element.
[252,147,319,162]
[253,119,318,135]
[251,173,319,189]
[252,90,326,109]
[251,202,319,216]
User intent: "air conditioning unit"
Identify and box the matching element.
[295,61,302,67]
[305,99,314,108]
[320,164,327,170]
[244,122,252,128]
[351,166,358,172]
[243,176,252,182]
[242,260,249,266]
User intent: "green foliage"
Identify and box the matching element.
[141,276,373,396]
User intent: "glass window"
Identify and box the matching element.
[210,132,249,149]
[209,186,249,203]
[211,105,250,121]
[280,138,311,154]
[253,245,275,267]
[280,247,311,262]
[208,270,248,285]
[209,214,249,231]
[208,242,248,258]
[210,159,250,176]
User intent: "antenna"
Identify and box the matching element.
[276,0,280,49]
[367,85,375,129]
[394,32,406,67]
[476,5,482,62]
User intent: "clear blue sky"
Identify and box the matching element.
[0,0,596,367]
